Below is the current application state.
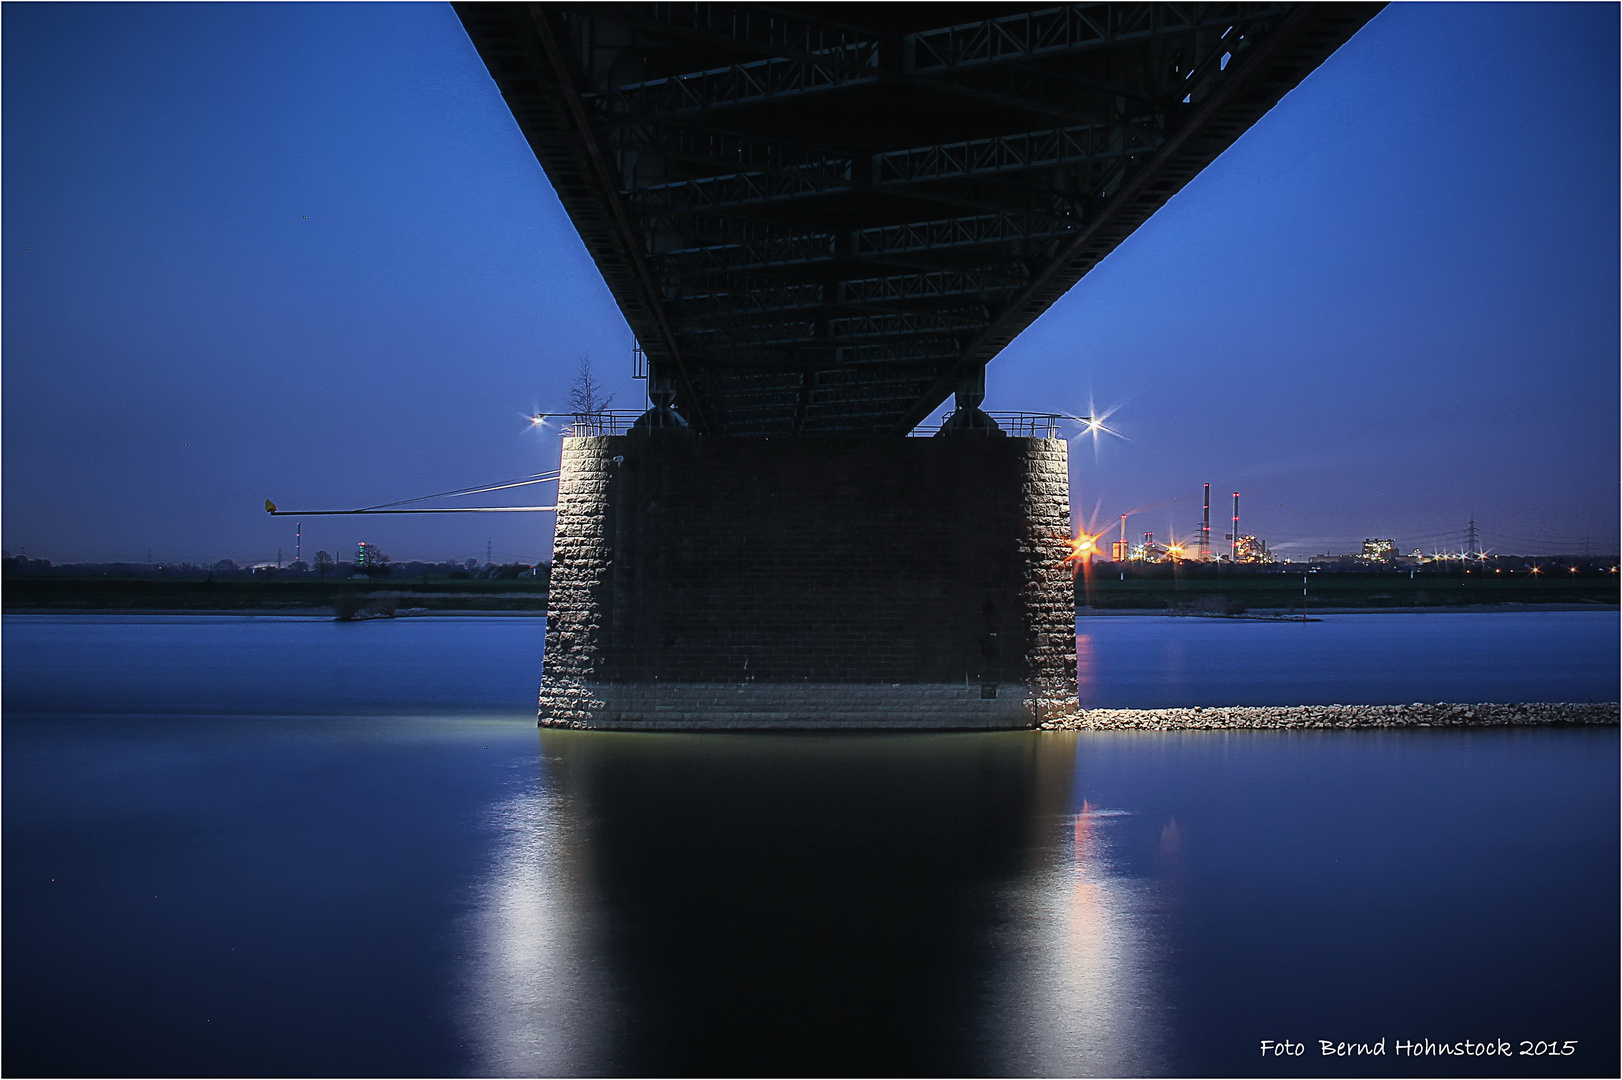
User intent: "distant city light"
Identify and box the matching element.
[1064,532,1100,577]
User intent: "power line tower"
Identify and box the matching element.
[1464,518,1480,558]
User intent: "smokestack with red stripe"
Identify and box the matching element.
[1232,492,1240,562]
[1202,483,1210,555]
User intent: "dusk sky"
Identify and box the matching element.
[4,2,1617,566]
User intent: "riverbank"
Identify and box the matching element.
[7,570,1617,615]
[1077,603,1617,616]
[1,579,547,614]
[1042,701,1620,730]
[1075,569,1618,611]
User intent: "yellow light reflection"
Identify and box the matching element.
[987,791,1165,1075]
[1076,633,1096,708]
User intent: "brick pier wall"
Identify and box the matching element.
[540,435,1076,729]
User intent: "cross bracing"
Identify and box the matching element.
[456,2,1382,435]
[904,4,1292,71]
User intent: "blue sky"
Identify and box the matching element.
[4,3,1617,565]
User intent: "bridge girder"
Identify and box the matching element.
[456,2,1382,435]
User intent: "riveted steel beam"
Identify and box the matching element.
[854,210,1082,256]
[623,122,1159,217]
[592,46,882,121]
[904,3,1290,71]
[458,2,1383,437]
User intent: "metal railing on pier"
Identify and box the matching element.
[540,411,1072,438]
[533,411,645,437]
[912,412,1068,438]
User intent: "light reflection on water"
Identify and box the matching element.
[459,726,1618,1078]
[463,732,1167,1077]
[465,731,1101,1075]
[5,616,1617,1077]
[464,781,611,1077]
[986,793,1167,1077]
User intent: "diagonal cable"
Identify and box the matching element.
[357,472,560,512]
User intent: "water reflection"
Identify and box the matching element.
[466,730,1167,1075]
[465,778,612,1076]
[1076,631,1097,707]
[987,768,1167,1076]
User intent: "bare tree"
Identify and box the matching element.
[314,550,334,581]
[569,356,614,415]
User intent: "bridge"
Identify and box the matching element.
[457,3,1379,436]
[453,3,1382,728]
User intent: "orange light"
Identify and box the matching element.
[1063,532,1099,577]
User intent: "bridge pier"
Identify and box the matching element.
[539,435,1077,729]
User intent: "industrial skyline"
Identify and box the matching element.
[3,3,1616,564]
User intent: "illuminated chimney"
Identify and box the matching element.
[1202,483,1211,554]
[1232,492,1240,562]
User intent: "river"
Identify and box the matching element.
[3,612,1617,1076]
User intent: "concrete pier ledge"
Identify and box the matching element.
[1040,701,1620,731]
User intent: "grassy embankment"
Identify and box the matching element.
[1076,569,1619,612]
[1,577,548,614]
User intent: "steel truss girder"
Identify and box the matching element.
[650,209,1077,277]
[904,3,1290,71]
[600,3,877,63]
[591,46,881,120]
[594,3,1288,120]
[664,271,1025,324]
[622,122,1159,216]
[916,61,1173,130]
[613,123,842,183]
[679,310,984,348]
[676,296,992,330]
[457,2,1383,436]
[829,310,989,341]
[877,123,1160,184]
[650,232,837,275]
[840,267,1031,304]
[855,211,1081,256]
[690,337,965,369]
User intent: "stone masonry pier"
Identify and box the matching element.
[539,434,1076,729]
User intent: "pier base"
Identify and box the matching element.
[539,435,1076,729]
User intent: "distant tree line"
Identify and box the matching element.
[2,553,549,586]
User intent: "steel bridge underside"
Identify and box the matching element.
[456,3,1381,436]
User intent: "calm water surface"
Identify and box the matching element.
[1076,610,1618,708]
[4,614,1617,1077]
